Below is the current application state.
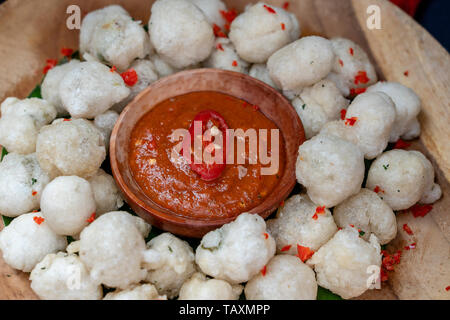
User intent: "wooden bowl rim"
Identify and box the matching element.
[110,68,305,236]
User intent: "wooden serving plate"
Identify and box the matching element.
[0,0,448,300]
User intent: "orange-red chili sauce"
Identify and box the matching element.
[129,91,285,219]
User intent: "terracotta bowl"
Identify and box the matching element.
[110,68,304,238]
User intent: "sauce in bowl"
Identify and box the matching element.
[129,91,285,220]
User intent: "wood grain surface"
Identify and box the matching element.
[0,0,448,300]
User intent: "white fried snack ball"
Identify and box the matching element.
[296,134,365,208]
[245,255,317,300]
[149,54,181,78]
[187,0,227,29]
[104,284,166,300]
[415,151,442,204]
[268,36,334,91]
[87,169,124,216]
[0,97,57,154]
[229,2,300,63]
[203,38,249,73]
[334,189,397,244]
[94,110,119,150]
[149,0,214,69]
[30,252,102,300]
[330,91,396,159]
[366,150,441,210]
[367,81,421,142]
[327,38,377,96]
[179,272,243,300]
[41,59,81,116]
[309,228,381,299]
[80,5,150,71]
[113,59,159,112]
[59,61,130,118]
[249,63,279,89]
[144,233,196,299]
[0,212,67,272]
[36,118,106,179]
[348,92,396,158]
[267,194,337,254]
[196,213,276,284]
[291,79,349,139]
[0,153,50,217]
[40,176,96,236]
[79,211,149,289]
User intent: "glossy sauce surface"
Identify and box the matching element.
[129,91,285,219]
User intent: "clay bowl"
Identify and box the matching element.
[110,68,304,238]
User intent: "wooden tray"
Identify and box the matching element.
[0,0,448,300]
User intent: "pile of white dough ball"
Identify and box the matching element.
[0,0,443,301]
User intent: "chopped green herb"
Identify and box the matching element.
[302,104,306,110]
[31,178,37,185]
[168,246,173,253]
[359,230,365,237]
[382,164,390,170]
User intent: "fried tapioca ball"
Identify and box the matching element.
[0,212,67,272]
[333,188,397,245]
[326,38,377,96]
[0,153,51,217]
[30,252,102,300]
[321,92,396,159]
[196,213,276,284]
[309,228,382,299]
[366,150,442,210]
[291,79,349,139]
[249,63,279,89]
[93,110,119,151]
[112,59,159,112]
[367,81,421,142]
[187,0,228,29]
[203,38,249,73]
[80,5,150,71]
[149,0,214,69]
[0,97,57,155]
[268,36,335,91]
[229,2,300,63]
[179,272,243,300]
[245,255,317,300]
[266,194,338,254]
[36,118,106,179]
[59,61,130,119]
[40,176,96,236]
[296,134,365,208]
[104,284,167,300]
[149,53,181,78]
[87,169,124,216]
[41,59,81,116]
[79,211,150,289]
[144,233,196,299]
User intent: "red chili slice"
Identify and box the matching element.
[183,110,229,181]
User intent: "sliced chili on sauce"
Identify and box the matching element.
[183,110,229,181]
